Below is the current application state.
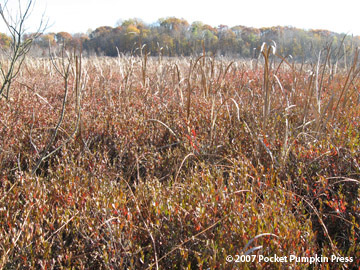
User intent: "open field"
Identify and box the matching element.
[0,50,360,269]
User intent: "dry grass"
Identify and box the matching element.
[0,51,359,269]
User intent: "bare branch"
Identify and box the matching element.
[0,0,47,100]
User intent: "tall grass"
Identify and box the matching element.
[0,48,359,269]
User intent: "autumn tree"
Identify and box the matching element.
[84,26,116,55]
[80,17,360,60]
[0,32,11,48]
[216,25,236,56]
[55,31,73,46]
[158,17,189,55]
[121,19,145,54]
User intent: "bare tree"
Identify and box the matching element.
[0,0,46,100]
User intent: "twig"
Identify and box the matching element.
[124,179,159,270]
[146,215,228,270]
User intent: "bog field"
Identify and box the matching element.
[0,48,360,269]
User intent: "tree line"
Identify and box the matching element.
[1,17,359,60]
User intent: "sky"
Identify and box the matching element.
[1,0,360,36]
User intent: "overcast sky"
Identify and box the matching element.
[1,0,359,35]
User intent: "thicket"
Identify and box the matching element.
[0,42,359,268]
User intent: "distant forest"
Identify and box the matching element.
[1,17,359,60]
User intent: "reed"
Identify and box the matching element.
[1,48,359,268]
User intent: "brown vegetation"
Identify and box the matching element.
[0,47,360,269]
